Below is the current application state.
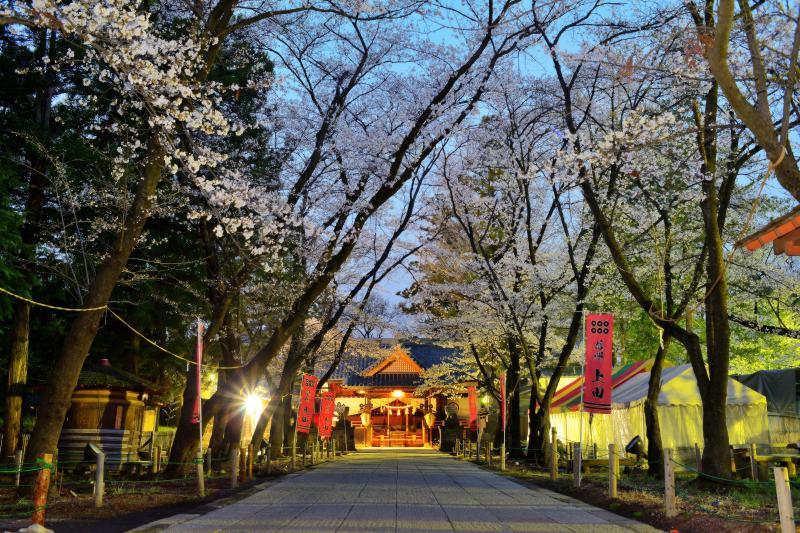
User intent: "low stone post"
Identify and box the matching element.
[14,450,22,488]
[664,448,677,518]
[608,443,617,498]
[94,451,105,508]
[31,453,53,526]
[550,428,558,481]
[774,466,795,533]
[230,448,239,489]
[572,443,581,487]
[694,443,701,473]
[196,446,206,497]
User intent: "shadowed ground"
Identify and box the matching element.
[132,448,660,532]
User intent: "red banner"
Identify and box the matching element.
[191,321,203,424]
[583,314,614,414]
[499,372,506,431]
[467,386,477,430]
[297,374,319,433]
[317,391,336,438]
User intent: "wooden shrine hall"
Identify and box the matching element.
[327,341,467,448]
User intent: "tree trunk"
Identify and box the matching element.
[24,136,166,467]
[5,31,52,460]
[250,328,305,450]
[3,302,29,458]
[506,335,522,457]
[645,335,671,477]
[527,403,550,465]
[268,395,289,459]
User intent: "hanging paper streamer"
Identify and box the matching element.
[499,371,506,431]
[318,391,336,438]
[583,314,614,414]
[468,386,477,430]
[297,374,319,433]
[191,321,203,424]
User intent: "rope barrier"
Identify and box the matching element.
[0,283,245,370]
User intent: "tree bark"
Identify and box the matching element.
[24,136,165,466]
[4,303,30,458]
[645,334,671,478]
[4,30,52,459]
[506,335,522,457]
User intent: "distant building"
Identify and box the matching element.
[326,340,475,447]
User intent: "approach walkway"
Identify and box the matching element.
[151,448,658,532]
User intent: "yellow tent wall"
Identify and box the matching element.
[549,365,769,454]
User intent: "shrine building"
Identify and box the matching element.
[327,340,474,447]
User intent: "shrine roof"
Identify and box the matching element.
[345,373,422,388]
[736,206,800,255]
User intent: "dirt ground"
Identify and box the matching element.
[0,458,296,533]
[494,458,785,533]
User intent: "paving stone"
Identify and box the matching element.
[148,448,659,533]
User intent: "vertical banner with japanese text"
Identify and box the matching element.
[468,386,477,430]
[499,372,506,431]
[297,374,319,433]
[582,314,614,414]
[317,391,336,438]
[192,321,204,424]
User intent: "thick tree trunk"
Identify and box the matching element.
[250,328,305,450]
[24,136,166,468]
[268,395,290,459]
[506,335,522,457]
[527,403,550,465]
[3,302,30,458]
[645,335,671,477]
[5,33,52,459]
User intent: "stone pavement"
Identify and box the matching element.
[132,448,660,532]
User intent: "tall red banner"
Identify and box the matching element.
[191,322,203,424]
[499,372,506,431]
[297,374,319,433]
[317,391,336,438]
[467,386,477,430]
[583,314,614,414]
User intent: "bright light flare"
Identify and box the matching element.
[245,395,264,418]
[392,389,404,398]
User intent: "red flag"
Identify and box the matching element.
[317,391,336,438]
[191,321,204,424]
[297,374,319,433]
[499,372,506,431]
[583,314,614,414]
[468,386,477,430]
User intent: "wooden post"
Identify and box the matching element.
[749,443,758,481]
[196,446,205,497]
[148,431,156,473]
[302,440,307,467]
[694,443,701,473]
[774,466,795,533]
[608,444,617,498]
[247,444,254,480]
[14,450,22,488]
[573,443,581,487]
[94,451,104,508]
[230,448,239,489]
[31,453,53,526]
[664,448,677,518]
[550,428,558,481]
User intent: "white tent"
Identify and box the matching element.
[549,364,770,453]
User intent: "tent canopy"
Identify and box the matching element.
[551,359,654,411]
[612,364,767,408]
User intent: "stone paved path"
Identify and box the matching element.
[139,448,660,532]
